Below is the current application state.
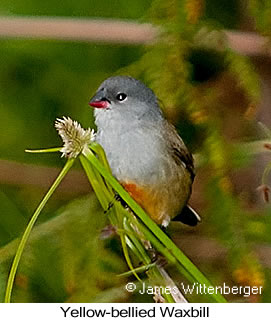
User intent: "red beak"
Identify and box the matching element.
[89,100,109,109]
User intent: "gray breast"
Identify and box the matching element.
[96,122,170,186]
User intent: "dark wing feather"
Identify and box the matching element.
[172,205,201,226]
[164,122,195,181]
[163,121,198,226]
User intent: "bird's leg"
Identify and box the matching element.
[104,200,113,215]
[114,192,132,210]
[147,247,158,262]
[104,192,129,215]
[99,224,117,240]
[155,255,168,268]
[146,225,170,263]
[105,192,168,267]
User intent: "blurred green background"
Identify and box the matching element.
[0,0,271,302]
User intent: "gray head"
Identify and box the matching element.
[89,76,163,128]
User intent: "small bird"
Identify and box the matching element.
[89,76,200,227]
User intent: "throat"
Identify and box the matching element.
[95,109,135,135]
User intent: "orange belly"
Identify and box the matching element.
[121,182,168,225]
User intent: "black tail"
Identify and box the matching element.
[173,205,201,226]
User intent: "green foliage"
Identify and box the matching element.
[0,195,127,302]
[249,0,271,36]
[1,0,271,303]
[204,0,240,29]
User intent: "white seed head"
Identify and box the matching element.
[55,116,95,158]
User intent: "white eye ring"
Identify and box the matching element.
[116,93,127,102]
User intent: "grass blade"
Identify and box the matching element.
[4,158,74,303]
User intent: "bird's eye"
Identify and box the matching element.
[116,93,127,102]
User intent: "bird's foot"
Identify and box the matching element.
[99,224,117,240]
[104,193,130,215]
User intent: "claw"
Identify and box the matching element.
[100,224,117,240]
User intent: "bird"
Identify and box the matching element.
[89,76,200,227]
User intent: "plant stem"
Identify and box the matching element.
[25,147,62,153]
[4,158,74,303]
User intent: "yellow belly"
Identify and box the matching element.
[122,178,191,225]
